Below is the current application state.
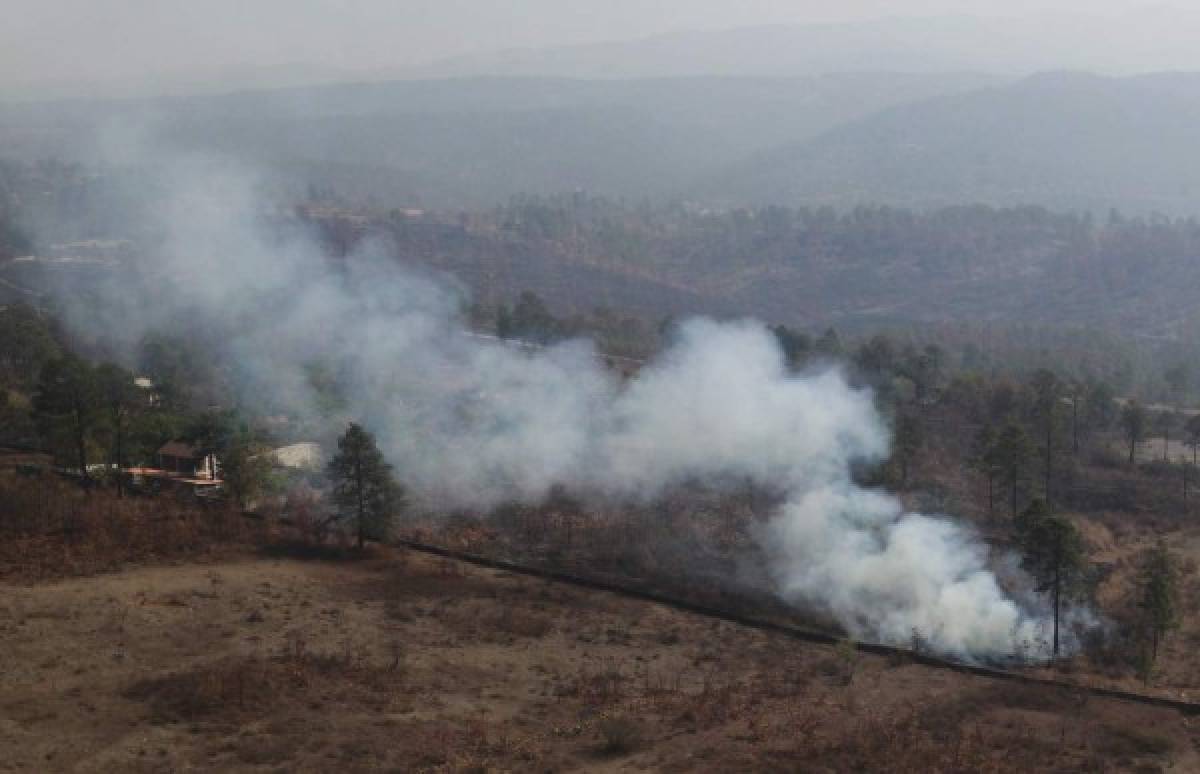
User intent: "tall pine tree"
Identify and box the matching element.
[327,423,404,549]
[34,354,99,486]
[1138,541,1181,665]
[1015,499,1087,657]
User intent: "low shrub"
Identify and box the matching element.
[0,473,261,582]
[597,713,642,755]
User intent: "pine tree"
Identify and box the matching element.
[970,425,1002,518]
[892,411,923,489]
[1083,380,1116,442]
[221,434,279,511]
[1138,541,1180,665]
[1184,415,1200,503]
[34,354,99,486]
[993,423,1033,519]
[1186,415,1200,467]
[327,423,404,549]
[1015,499,1087,657]
[1029,369,1060,505]
[94,363,139,497]
[815,327,842,358]
[1121,400,1147,465]
[1065,379,1084,455]
[1155,410,1177,462]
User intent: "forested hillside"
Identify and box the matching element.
[353,198,1200,339]
[8,152,1200,370]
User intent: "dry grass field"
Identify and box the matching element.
[3,547,1199,773]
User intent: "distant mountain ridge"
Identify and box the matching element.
[407,10,1200,80]
[9,68,1200,214]
[0,73,998,208]
[8,9,1200,101]
[712,71,1200,214]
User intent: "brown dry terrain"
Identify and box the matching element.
[3,548,1198,773]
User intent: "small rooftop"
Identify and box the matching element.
[158,441,203,459]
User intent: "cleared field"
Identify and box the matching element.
[2,549,1198,772]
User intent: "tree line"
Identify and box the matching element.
[0,303,404,548]
[799,321,1190,667]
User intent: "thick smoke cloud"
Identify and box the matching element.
[766,491,1043,655]
[59,154,1058,658]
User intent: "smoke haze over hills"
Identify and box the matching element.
[4,0,1189,661]
[23,141,1064,658]
[0,2,1191,99]
[12,70,1200,214]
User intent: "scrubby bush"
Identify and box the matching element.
[0,472,261,581]
[597,714,642,755]
[819,639,859,685]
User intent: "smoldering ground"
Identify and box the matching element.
[42,151,1070,659]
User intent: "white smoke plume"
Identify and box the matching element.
[52,152,1058,659]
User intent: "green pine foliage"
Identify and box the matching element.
[1015,499,1088,656]
[1138,541,1181,666]
[327,423,405,548]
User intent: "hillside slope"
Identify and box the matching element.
[3,549,1195,771]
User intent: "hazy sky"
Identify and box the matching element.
[0,0,1183,99]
